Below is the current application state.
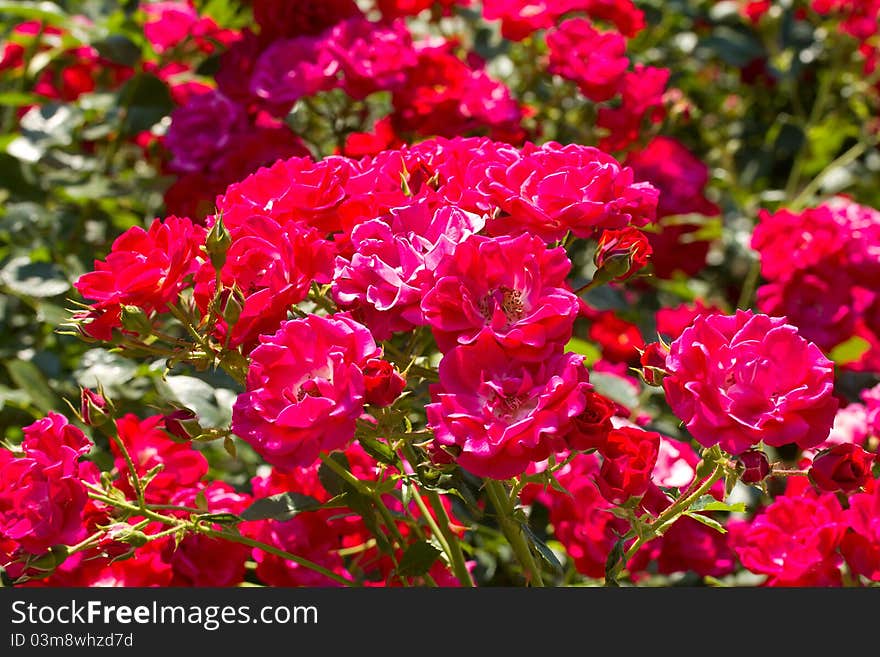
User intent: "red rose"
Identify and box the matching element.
[810,443,875,493]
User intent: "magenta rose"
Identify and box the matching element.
[426,336,591,479]
[663,310,838,454]
[165,91,248,173]
[482,141,659,242]
[332,200,486,340]
[546,18,629,102]
[730,488,846,586]
[326,18,416,99]
[231,314,380,471]
[421,233,579,360]
[0,415,92,555]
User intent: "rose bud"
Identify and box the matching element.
[80,388,110,427]
[593,227,652,283]
[738,449,770,484]
[363,358,406,407]
[639,342,669,386]
[565,391,615,452]
[163,408,202,441]
[809,443,875,493]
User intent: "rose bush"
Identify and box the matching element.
[1,0,879,589]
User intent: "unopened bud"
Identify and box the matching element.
[163,408,202,441]
[738,449,770,484]
[206,215,232,271]
[80,388,111,427]
[119,305,152,337]
[593,228,652,283]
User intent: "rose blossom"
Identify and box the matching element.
[231,314,380,471]
[546,18,629,102]
[663,310,838,454]
[0,415,92,555]
[809,444,875,493]
[730,488,846,586]
[326,18,417,99]
[165,91,248,173]
[426,336,591,479]
[421,233,579,359]
[332,199,486,340]
[482,141,658,242]
[111,414,208,504]
[841,485,880,581]
[595,426,660,504]
[249,36,339,115]
[193,216,335,350]
[593,227,652,281]
[73,216,206,339]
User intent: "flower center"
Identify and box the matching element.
[477,286,526,324]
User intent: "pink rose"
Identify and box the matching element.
[426,336,591,479]
[231,314,380,471]
[663,310,839,454]
[730,489,846,586]
[546,18,629,102]
[422,233,579,359]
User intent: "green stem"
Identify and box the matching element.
[425,491,475,587]
[736,257,761,310]
[791,139,873,209]
[484,479,544,587]
[85,488,357,587]
[608,464,726,584]
[198,527,357,587]
[319,452,406,545]
[109,431,145,510]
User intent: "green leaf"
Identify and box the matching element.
[240,493,322,522]
[318,452,352,497]
[158,375,235,428]
[93,35,142,67]
[520,523,564,574]
[688,495,746,514]
[75,348,138,391]
[1,256,70,298]
[565,337,601,366]
[829,336,871,366]
[0,1,67,25]
[0,91,43,107]
[396,541,442,577]
[5,359,60,413]
[589,371,640,410]
[119,73,173,136]
[683,512,728,534]
[357,434,398,465]
[604,536,626,587]
[701,26,765,67]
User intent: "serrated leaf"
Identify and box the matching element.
[520,523,563,574]
[683,512,728,534]
[688,495,746,513]
[240,493,322,522]
[396,541,442,577]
